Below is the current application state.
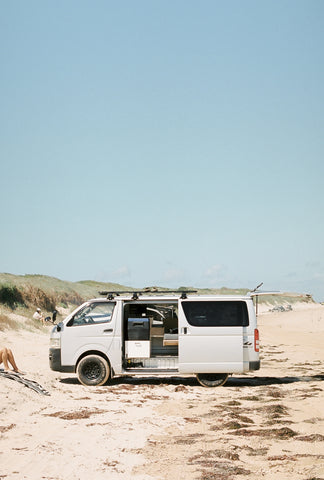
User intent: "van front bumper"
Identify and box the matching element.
[49,348,74,373]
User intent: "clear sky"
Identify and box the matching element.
[1,1,323,300]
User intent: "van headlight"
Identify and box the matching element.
[50,337,61,348]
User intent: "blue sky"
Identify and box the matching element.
[1,1,323,300]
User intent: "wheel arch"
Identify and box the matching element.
[76,350,112,377]
[196,373,230,387]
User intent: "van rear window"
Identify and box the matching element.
[182,301,249,327]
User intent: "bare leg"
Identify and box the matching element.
[0,348,10,370]
[7,348,22,373]
[0,348,23,373]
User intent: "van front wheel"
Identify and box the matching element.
[77,355,110,386]
[196,373,229,387]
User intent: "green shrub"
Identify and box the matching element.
[0,284,25,309]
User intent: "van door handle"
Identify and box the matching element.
[182,327,188,334]
[103,328,113,333]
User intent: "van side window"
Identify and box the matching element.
[182,301,249,327]
[68,302,115,326]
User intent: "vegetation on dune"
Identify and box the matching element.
[0,313,20,331]
[0,284,25,309]
[0,273,315,325]
[0,278,81,313]
[0,274,137,329]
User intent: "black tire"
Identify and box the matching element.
[196,373,229,387]
[77,355,110,386]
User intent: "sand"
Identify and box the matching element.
[0,304,323,480]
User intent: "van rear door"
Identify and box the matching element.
[178,299,246,374]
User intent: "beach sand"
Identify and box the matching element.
[0,304,323,480]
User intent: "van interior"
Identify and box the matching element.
[123,302,179,370]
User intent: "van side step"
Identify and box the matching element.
[125,356,178,370]
[124,368,178,374]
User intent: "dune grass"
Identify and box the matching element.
[0,313,20,331]
[0,273,315,323]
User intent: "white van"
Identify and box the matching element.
[49,290,260,387]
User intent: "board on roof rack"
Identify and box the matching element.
[98,289,198,300]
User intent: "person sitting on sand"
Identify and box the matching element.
[33,308,44,325]
[0,347,24,374]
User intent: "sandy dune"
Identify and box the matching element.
[0,304,323,480]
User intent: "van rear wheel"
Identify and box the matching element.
[77,355,110,386]
[196,373,229,387]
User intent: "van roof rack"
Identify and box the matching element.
[98,289,198,300]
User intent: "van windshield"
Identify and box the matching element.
[182,301,249,327]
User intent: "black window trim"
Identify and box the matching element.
[181,300,249,327]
